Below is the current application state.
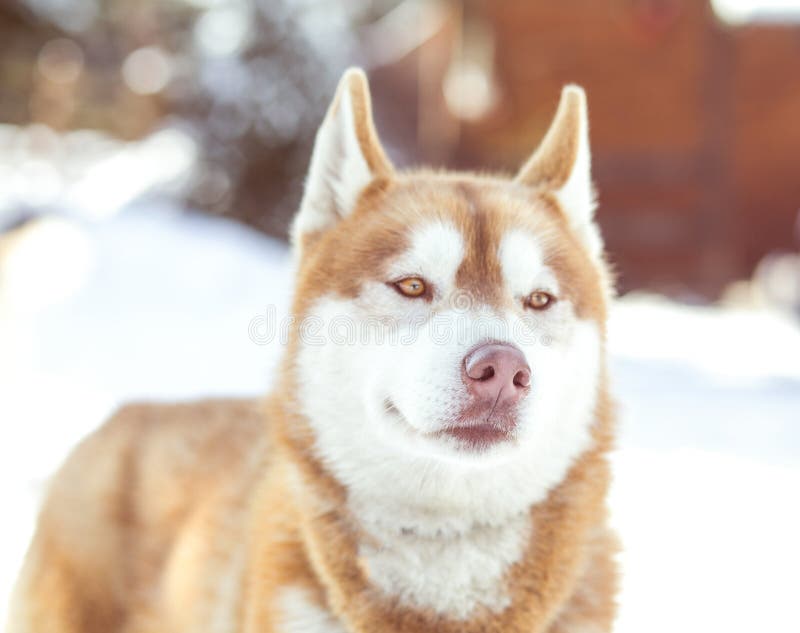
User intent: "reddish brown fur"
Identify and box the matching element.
[10,388,616,633]
[516,88,583,190]
[342,72,394,177]
[9,400,268,633]
[297,173,607,325]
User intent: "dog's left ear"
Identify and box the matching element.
[516,86,602,256]
[292,68,393,249]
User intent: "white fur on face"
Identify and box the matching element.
[293,221,603,617]
[279,586,346,633]
[498,229,558,298]
[386,220,464,291]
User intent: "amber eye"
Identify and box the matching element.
[526,290,555,310]
[394,277,427,298]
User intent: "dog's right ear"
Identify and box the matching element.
[515,86,603,258]
[292,68,393,250]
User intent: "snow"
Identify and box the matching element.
[1,207,799,631]
[712,0,800,24]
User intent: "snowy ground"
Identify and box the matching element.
[1,207,799,632]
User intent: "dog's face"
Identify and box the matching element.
[288,70,610,520]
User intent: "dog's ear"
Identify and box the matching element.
[516,85,601,256]
[292,68,393,248]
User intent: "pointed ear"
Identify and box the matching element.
[292,68,393,248]
[516,85,601,256]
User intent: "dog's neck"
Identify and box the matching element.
[284,439,611,633]
[270,391,613,632]
[277,414,530,615]
[353,499,534,619]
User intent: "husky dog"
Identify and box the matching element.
[9,68,617,633]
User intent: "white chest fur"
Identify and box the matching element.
[358,511,531,619]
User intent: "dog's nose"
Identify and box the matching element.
[463,343,531,406]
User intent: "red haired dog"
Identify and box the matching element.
[9,68,617,633]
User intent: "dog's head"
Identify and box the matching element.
[286,69,611,519]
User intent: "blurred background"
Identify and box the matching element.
[3,0,800,297]
[1,1,799,632]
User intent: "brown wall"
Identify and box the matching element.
[374,0,800,298]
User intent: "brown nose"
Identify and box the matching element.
[463,343,531,407]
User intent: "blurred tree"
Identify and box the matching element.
[1,0,368,237]
[171,0,353,236]
[0,3,63,126]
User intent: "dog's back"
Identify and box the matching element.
[8,399,266,633]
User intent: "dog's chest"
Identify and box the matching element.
[358,513,531,619]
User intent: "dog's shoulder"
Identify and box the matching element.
[40,397,268,570]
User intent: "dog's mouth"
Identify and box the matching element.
[436,422,515,451]
[383,398,517,452]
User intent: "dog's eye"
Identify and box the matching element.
[526,290,555,310]
[394,277,427,298]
